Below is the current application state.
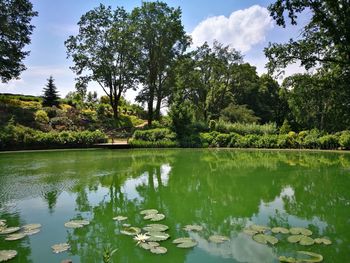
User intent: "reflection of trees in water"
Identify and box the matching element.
[1,149,350,262]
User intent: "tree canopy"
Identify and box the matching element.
[0,0,38,83]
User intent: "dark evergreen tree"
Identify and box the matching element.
[42,76,60,107]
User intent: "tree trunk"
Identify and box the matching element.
[155,93,162,120]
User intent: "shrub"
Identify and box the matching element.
[339,131,350,149]
[257,134,279,148]
[133,128,176,142]
[129,139,178,148]
[279,119,291,134]
[212,133,231,147]
[214,120,278,135]
[34,110,49,124]
[209,120,216,131]
[300,129,322,149]
[318,135,339,149]
[199,132,219,147]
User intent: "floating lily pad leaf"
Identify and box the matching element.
[71,220,89,226]
[287,235,303,243]
[271,227,289,234]
[265,235,279,245]
[250,225,270,233]
[0,227,20,235]
[113,216,127,221]
[64,222,84,229]
[148,242,160,247]
[143,224,168,232]
[0,250,17,262]
[209,235,230,243]
[5,233,26,241]
[150,246,167,254]
[140,209,158,215]
[144,213,165,222]
[243,229,258,236]
[297,251,323,262]
[252,234,278,245]
[52,243,70,253]
[122,223,131,228]
[289,227,312,236]
[173,237,193,244]
[120,227,141,236]
[177,240,198,248]
[0,220,6,227]
[22,224,41,231]
[278,256,297,263]
[299,236,314,246]
[183,225,203,232]
[147,231,170,241]
[139,243,151,250]
[314,237,331,245]
[23,228,40,236]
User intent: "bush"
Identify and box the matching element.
[129,139,178,148]
[214,120,278,135]
[0,123,107,150]
[34,110,49,124]
[279,119,291,134]
[339,131,350,149]
[212,133,231,147]
[199,132,219,147]
[319,135,339,149]
[133,128,176,142]
[300,129,322,149]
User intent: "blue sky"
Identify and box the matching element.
[1,0,307,100]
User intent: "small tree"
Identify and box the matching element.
[42,76,60,107]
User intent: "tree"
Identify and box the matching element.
[132,1,189,125]
[0,0,37,82]
[65,5,138,119]
[220,104,259,124]
[265,0,350,74]
[42,76,60,107]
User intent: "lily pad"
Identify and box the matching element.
[297,251,323,262]
[177,240,198,248]
[173,237,194,244]
[144,213,165,222]
[64,222,84,229]
[147,231,170,242]
[52,243,70,253]
[148,242,160,247]
[287,235,303,243]
[150,246,167,254]
[209,235,230,243]
[120,227,141,236]
[183,225,203,232]
[314,237,332,245]
[252,234,278,245]
[71,220,89,226]
[271,227,289,234]
[299,236,314,246]
[139,243,152,250]
[143,224,168,232]
[23,228,40,236]
[5,233,26,241]
[22,224,41,231]
[278,256,297,263]
[289,227,312,236]
[243,229,258,236]
[113,216,128,221]
[0,227,20,235]
[0,221,6,227]
[140,209,158,215]
[0,250,17,262]
[250,225,270,233]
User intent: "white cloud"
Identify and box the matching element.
[191,5,273,53]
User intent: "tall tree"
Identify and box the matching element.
[265,0,350,74]
[42,76,60,107]
[65,5,138,119]
[0,0,38,82]
[132,1,188,125]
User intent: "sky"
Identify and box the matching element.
[1,0,308,101]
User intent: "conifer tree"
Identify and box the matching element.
[42,76,60,107]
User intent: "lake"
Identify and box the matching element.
[0,149,349,262]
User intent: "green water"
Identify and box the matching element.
[0,149,349,263]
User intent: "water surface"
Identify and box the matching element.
[0,149,349,262]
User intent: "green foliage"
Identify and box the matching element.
[208,120,216,131]
[319,135,339,150]
[34,110,49,124]
[42,76,60,107]
[169,100,194,139]
[129,139,178,148]
[0,0,38,82]
[220,104,259,123]
[279,119,291,134]
[133,128,176,142]
[0,123,107,150]
[339,131,350,149]
[214,120,278,135]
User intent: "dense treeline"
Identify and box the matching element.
[1,0,350,150]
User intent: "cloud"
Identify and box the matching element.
[191,5,273,53]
